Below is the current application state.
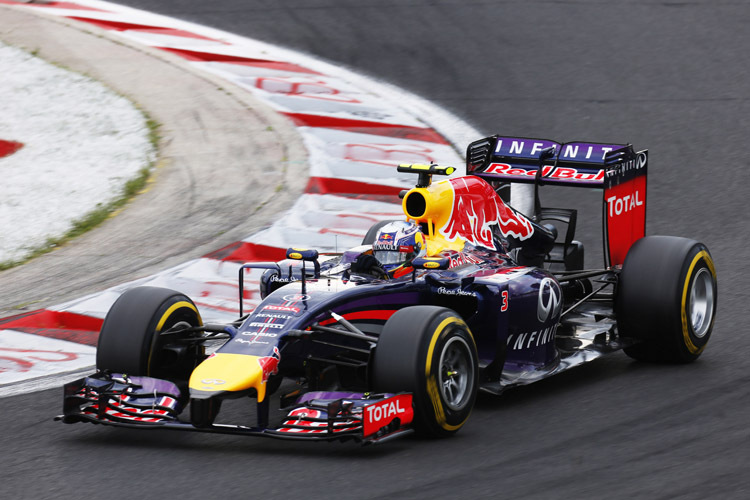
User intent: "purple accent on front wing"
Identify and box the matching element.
[113,374,181,398]
[297,391,369,404]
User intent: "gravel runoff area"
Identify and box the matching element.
[0,40,154,264]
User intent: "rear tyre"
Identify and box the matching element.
[617,236,717,363]
[96,286,203,379]
[373,306,478,437]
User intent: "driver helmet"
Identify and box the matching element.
[372,221,426,273]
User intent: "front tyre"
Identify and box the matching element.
[96,286,203,380]
[373,306,478,437]
[617,236,717,363]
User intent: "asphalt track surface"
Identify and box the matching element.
[3,1,750,498]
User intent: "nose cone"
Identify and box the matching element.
[189,353,276,402]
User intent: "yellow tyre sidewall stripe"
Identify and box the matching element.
[424,316,475,432]
[681,250,716,355]
[156,301,201,332]
[147,300,202,375]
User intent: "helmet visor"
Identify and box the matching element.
[374,249,415,267]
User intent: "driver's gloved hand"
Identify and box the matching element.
[351,253,387,278]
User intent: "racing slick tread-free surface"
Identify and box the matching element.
[96,286,202,377]
[616,236,717,363]
[373,306,478,437]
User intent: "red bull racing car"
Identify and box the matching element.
[59,135,717,444]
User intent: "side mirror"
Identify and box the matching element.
[412,256,451,270]
[286,248,319,261]
[285,248,320,294]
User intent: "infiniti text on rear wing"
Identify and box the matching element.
[466,135,648,267]
[467,135,631,187]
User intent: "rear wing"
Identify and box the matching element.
[467,135,630,187]
[466,135,648,267]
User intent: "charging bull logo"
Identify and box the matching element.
[440,177,533,250]
[258,347,280,384]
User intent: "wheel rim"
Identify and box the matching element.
[689,267,715,338]
[439,336,474,411]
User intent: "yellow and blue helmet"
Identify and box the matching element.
[372,221,426,274]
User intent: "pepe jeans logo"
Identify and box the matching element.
[437,287,476,297]
[270,275,294,283]
[537,278,561,322]
[235,338,269,345]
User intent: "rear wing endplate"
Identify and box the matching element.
[603,147,648,267]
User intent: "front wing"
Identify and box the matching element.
[57,373,414,445]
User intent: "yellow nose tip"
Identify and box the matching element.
[189,353,274,402]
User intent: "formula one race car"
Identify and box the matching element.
[59,136,717,444]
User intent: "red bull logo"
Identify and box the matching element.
[257,346,280,384]
[485,163,605,184]
[440,177,533,249]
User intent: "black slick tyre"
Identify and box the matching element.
[96,286,203,379]
[373,306,478,437]
[616,236,717,363]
